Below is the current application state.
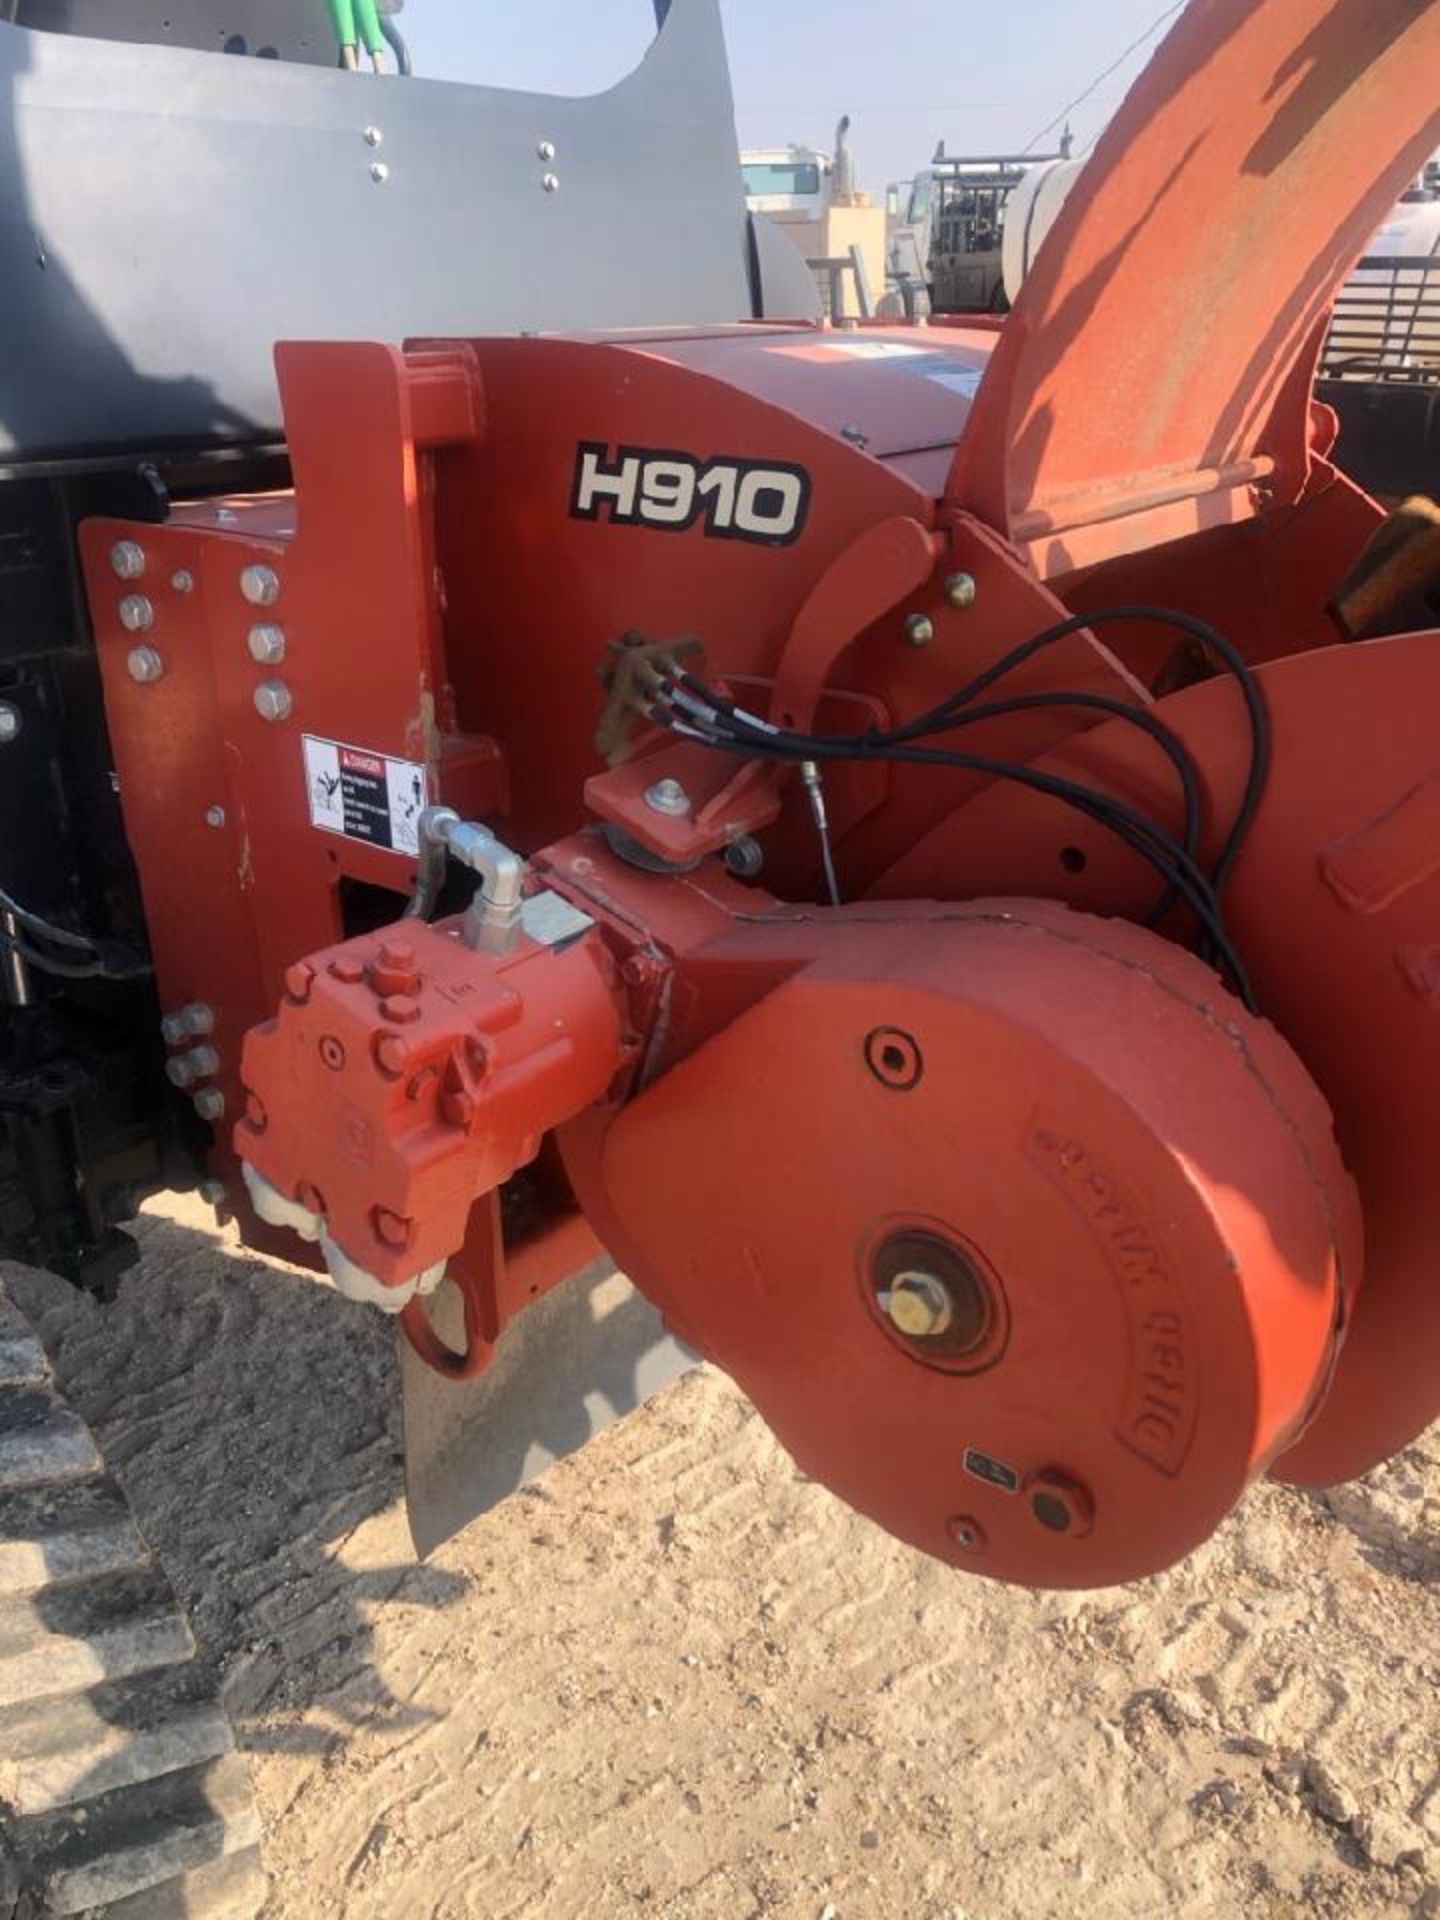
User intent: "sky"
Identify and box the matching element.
[402,0,1180,193]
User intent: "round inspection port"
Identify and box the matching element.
[863,1223,1010,1375]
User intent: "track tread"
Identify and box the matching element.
[0,1279,267,1919]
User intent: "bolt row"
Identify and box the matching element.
[112,543,293,724]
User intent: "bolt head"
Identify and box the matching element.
[119,594,155,634]
[903,612,935,648]
[166,1055,199,1089]
[240,564,281,607]
[253,680,293,723]
[373,1207,413,1251]
[285,962,315,1004]
[247,623,286,666]
[538,139,557,161]
[127,646,164,684]
[198,1179,227,1207]
[205,806,227,829]
[0,704,21,746]
[945,572,978,610]
[370,161,391,184]
[364,124,384,148]
[171,569,195,595]
[542,172,560,193]
[330,956,367,985]
[947,1516,987,1553]
[723,836,764,880]
[886,1270,955,1339]
[194,1088,226,1123]
[381,994,422,1025]
[373,1031,411,1078]
[645,777,692,818]
[110,540,147,581]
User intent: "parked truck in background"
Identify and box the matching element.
[887,137,1072,315]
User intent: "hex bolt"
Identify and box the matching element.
[645,777,692,818]
[198,1178,228,1207]
[205,806,227,829]
[119,594,155,634]
[248,623,286,666]
[903,612,935,648]
[166,1044,220,1089]
[373,1031,411,1078]
[171,569,195,595]
[945,572,978,610]
[110,541,146,580]
[373,1207,413,1251]
[885,1270,955,1339]
[724,836,765,880]
[537,139,556,161]
[370,161,391,185]
[285,962,315,1004]
[542,172,560,193]
[239,564,281,607]
[254,680,293,723]
[363,124,384,148]
[193,1088,226,1123]
[0,704,21,746]
[161,1002,215,1046]
[127,646,164,684]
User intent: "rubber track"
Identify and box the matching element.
[0,1282,266,1919]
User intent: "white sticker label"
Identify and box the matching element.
[812,339,931,360]
[303,735,427,857]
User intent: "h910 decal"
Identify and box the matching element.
[571,443,811,547]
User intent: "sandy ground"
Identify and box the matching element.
[6,1194,1440,1920]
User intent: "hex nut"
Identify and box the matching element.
[248,624,286,666]
[127,646,164,684]
[110,541,146,580]
[240,565,281,607]
[119,595,155,634]
[254,680,293,723]
[645,778,692,818]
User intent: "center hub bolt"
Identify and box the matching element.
[885,1270,954,1339]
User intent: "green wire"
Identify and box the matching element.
[354,0,387,56]
[327,0,357,49]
